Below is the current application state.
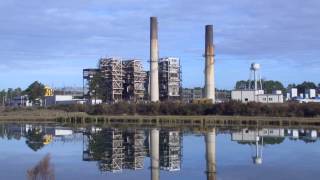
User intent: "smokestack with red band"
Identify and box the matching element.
[204,25,215,103]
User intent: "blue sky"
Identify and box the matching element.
[0,0,319,90]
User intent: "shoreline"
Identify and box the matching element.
[1,109,320,122]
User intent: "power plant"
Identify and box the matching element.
[83,17,216,104]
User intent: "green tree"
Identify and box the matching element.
[88,72,107,102]
[23,81,45,103]
[263,80,285,94]
[0,90,6,106]
[235,80,285,93]
[296,81,317,94]
[25,129,45,151]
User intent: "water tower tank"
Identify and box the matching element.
[251,63,260,71]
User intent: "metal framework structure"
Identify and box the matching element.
[98,129,125,172]
[159,57,182,101]
[83,68,100,99]
[99,58,124,103]
[123,129,146,170]
[122,60,147,102]
[159,130,183,171]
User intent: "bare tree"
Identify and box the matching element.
[27,154,55,180]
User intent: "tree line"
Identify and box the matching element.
[235,80,320,94]
[0,81,45,105]
[47,101,320,117]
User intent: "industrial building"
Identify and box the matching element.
[286,88,320,103]
[159,57,182,101]
[122,60,147,102]
[99,57,124,103]
[181,87,204,103]
[231,63,284,103]
[83,58,146,103]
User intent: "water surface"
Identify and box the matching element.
[0,122,319,180]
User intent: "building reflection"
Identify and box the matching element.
[159,130,182,171]
[230,128,320,164]
[2,122,320,179]
[0,123,74,151]
[82,127,183,175]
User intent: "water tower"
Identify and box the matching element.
[249,63,262,91]
[252,135,263,165]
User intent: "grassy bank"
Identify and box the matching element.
[1,101,320,121]
[49,101,320,117]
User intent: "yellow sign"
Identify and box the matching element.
[44,86,54,96]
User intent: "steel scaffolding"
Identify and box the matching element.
[123,129,146,170]
[99,58,124,103]
[98,129,125,172]
[122,60,147,102]
[159,57,182,101]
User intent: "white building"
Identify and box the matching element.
[306,89,316,99]
[231,63,284,103]
[44,95,85,106]
[10,95,32,107]
[289,88,298,99]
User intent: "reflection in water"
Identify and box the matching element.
[27,154,55,180]
[151,129,159,180]
[159,130,182,171]
[1,122,320,179]
[205,129,216,180]
[82,127,184,176]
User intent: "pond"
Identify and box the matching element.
[0,122,319,180]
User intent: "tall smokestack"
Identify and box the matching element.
[204,25,215,103]
[150,17,159,102]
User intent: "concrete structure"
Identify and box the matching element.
[205,129,216,180]
[150,17,159,102]
[204,25,215,103]
[159,57,182,101]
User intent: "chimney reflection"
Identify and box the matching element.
[150,129,160,180]
[205,128,216,180]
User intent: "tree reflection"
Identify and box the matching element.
[27,154,55,180]
[25,128,45,151]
